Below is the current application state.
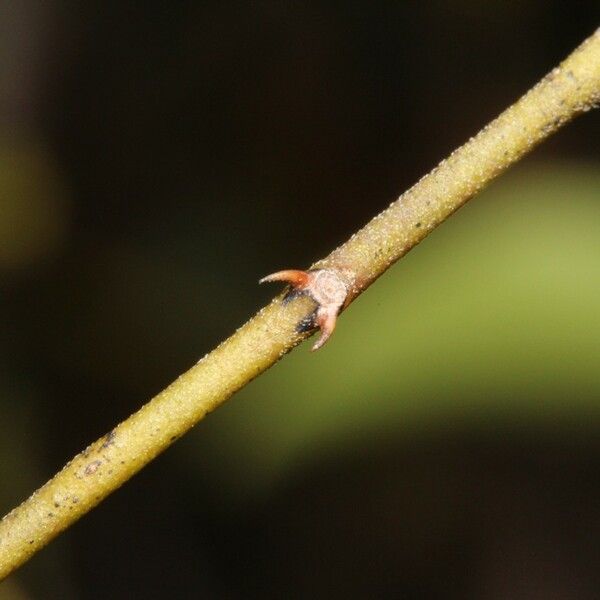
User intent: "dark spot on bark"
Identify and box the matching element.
[54,502,60,508]
[29,540,34,544]
[297,311,317,333]
[120,460,125,464]
[84,460,102,476]
[101,429,116,449]
[415,222,421,228]
[72,497,79,504]
[47,512,54,518]
[170,435,177,442]
[282,287,306,304]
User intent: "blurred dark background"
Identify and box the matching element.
[1,2,599,598]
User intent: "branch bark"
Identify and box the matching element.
[1,28,600,580]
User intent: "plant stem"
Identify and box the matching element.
[1,28,599,580]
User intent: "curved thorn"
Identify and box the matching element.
[259,270,310,287]
[311,309,337,351]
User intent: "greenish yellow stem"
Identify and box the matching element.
[1,28,599,580]
[318,29,600,293]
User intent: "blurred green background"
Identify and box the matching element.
[1,2,599,599]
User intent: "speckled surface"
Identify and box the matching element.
[318,30,600,296]
[1,28,599,580]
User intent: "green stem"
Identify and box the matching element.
[1,28,599,580]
